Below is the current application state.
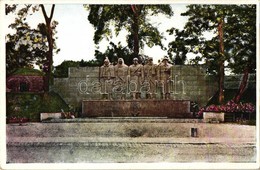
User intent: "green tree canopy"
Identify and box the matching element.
[85,4,173,63]
[168,4,256,74]
[167,4,256,103]
[6,26,49,75]
[53,59,99,78]
[5,5,49,75]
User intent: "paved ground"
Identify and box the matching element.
[4,119,258,165]
[7,141,256,163]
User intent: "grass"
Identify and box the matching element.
[11,68,45,76]
[6,91,69,121]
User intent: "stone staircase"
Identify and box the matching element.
[6,120,256,163]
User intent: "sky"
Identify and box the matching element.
[5,4,189,66]
[6,1,258,67]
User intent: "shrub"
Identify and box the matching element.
[6,91,69,122]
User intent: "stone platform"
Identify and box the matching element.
[82,100,191,118]
[5,122,257,164]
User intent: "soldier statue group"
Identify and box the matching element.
[100,56,173,100]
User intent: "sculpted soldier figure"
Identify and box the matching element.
[100,57,114,99]
[114,58,128,99]
[100,57,115,79]
[128,58,143,99]
[158,56,172,99]
[143,57,157,99]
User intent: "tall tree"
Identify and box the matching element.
[94,41,132,65]
[168,4,256,104]
[131,5,141,59]
[167,28,191,65]
[85,5,173,63]
[6,4,59,91]
[217,16,225,104]
[228,5,256,103]
[40,4,56,91]
[39,4,56,91]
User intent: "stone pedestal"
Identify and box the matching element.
[82,100,191,118]
[203,112,225,123]
[40,113,62,121]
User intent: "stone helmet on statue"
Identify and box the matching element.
[104,56,110,66]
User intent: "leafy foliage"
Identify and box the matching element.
[85,4,173,61]
[167,4,256,104]
[11,68,44,76]
[53,60,100,78]
[6,4,59,89]
[53,60,78,78]
[167,4,256,74]
[94,42,133,65]
[6,25,49,75]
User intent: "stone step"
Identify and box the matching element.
[7,137,255,146]
[7,122,256,139]
[41,117,202,123]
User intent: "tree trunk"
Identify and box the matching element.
[133,14,139,59]
[233,67,249,103]
[131,5,140,60]
[218,18,225,104]
[40,4,55,92]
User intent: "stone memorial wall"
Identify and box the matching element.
[52,66,218,108]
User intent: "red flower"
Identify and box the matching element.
[198,100,255,114]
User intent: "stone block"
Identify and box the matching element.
[195,66,207,75]
[197,75,208,82]
[82,100,191,118]
[40,113,62,121]
[69,67,99,78]
[187,91,200,96]
[203,112,224,123]
[171,65,182,74]
[172,65,182,69]
[205,75,217,82]
[185,85,201,91]
[180,66,198,75]
[181,81,198,87]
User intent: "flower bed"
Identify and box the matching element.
[198,100,255,122]
[7,117,29,124]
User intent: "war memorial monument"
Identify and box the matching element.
[6,56,257,166]
[52,56,216,118]
[4,3,258,169]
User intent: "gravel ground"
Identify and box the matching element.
[5,121,257,164]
